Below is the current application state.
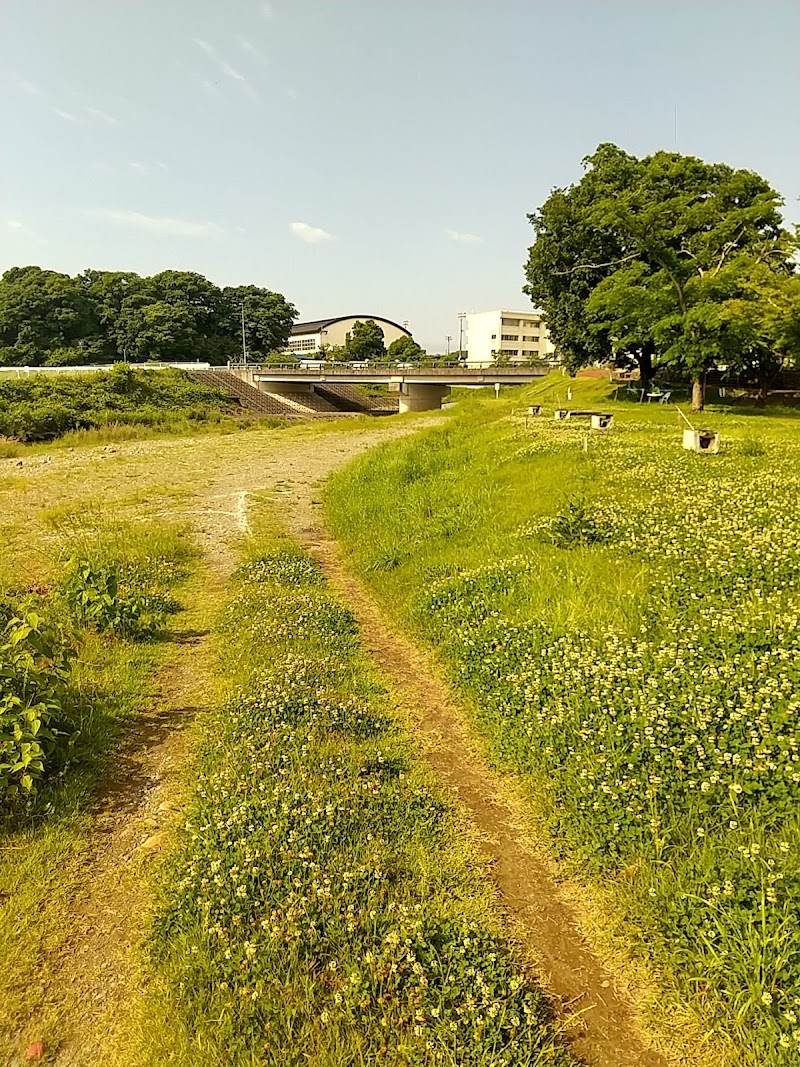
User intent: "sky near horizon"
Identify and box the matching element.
[2,1,799,353]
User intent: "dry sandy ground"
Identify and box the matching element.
[2,420,673,1067]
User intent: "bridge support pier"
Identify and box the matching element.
[398,383,451,413]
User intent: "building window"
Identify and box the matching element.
[501,348,518,356]
[289,337,317,352]
[501,334,518,341]
[501,317,516,327]
[491,334,496,339]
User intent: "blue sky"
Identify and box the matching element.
[2,0,799,352]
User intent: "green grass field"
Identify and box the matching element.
[128,529,574,1067]
[325,375,800,1065]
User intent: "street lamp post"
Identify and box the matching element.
[458,312,466,360]
[445,335,452,359]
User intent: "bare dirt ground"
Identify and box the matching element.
[3,418,676,1066]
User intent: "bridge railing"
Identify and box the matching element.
[228,361,553,376]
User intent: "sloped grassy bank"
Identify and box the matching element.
[0,364,235,443]
[325,382,800,1066]
[139,539,573,1067]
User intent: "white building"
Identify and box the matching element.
[285,315,411,356]
[465,309,555,366]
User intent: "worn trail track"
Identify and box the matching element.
[293,528,671,1067]
[4,423,421,1066]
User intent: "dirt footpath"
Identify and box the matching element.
[3,420,430,1067]
[292,530,674,1067]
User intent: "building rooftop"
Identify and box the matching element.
[292,315,411,336]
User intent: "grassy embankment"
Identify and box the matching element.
[0,515,197,1056]
[325,374,800,1066]
[0,364,279,452]
[125,524,574,1067]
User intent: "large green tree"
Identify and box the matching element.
[221,285,298,362]
[344,319,386,362]
[386,334,426,364]
[78,269,154,360]
[0,266,99,365]
[524,144,798,408]
[116,302,196,362]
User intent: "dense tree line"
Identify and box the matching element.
[524,144,800,409]
[0,266,298,367]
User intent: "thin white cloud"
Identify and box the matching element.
[290,221,333,244]
[445,228,483,245]
[12,73,42,97]
[91,209,222,238]
[236,34,266,63]
[7,218,47,244]
[193,37,257,99]
[199,77,221,98]
[284,86,298,101]
[126,160,168,177]
[85,105,122,127]
[259,1,275,19]
[52,107,81,123]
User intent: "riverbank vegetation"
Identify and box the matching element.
[0,363,240,442]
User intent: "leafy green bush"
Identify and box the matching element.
[0,613,75,799]
[546,496,607,548]
[63,558,175,639]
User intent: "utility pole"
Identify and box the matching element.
[241,303,248,365]
[457,312,466,360]
[445,334,452,358]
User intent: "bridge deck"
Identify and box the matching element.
[230,363,550,386]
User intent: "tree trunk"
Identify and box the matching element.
[636,347,653,392]
[691,376,704,412]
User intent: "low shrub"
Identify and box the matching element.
[0,613,76,800]
[62,558,173,639]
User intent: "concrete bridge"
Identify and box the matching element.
[229,362,550,413]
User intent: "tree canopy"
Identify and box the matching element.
[524,144,799,408]
[324,324,428,365]
[387,334,427,364]
[345,319,386,362]
[0,266,297,367]
[325,320,388,363]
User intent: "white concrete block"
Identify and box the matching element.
[683,428,720,453]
